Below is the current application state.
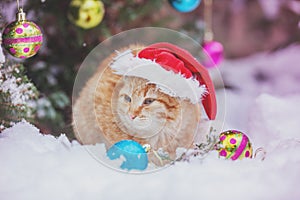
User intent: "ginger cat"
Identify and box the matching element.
[73,45,201,162]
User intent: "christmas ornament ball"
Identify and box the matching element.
[217,130,253,160]
[203,40,224,68]
[2,20,43,59]
[169,0,201,13]
[107,140,148,171]
[68,0,105,29]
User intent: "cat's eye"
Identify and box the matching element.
[124,95,131,103]
[143,98,155,105]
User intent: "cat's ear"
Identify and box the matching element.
[140,43,217,120]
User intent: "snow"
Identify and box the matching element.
[0,50,5,64]
[1,120,300,200]
[1,44,300,199]
[0,76,34,105]
[249,94,300,148]
[0,66,35,106]
[0,33,5,63]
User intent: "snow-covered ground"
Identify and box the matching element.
[1,45,300,200]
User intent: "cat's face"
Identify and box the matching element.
[112,76,180,138]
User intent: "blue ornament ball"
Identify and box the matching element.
[169,0,201,13]
[107,140,148,171]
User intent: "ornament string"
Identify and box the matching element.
[16,0,26,21]
[204,0,213,42]
[16,0,23,11]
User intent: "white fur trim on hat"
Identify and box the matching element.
[110,50,207,104]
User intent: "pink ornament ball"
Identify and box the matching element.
[202,41,224,68]
[2,20,43,59]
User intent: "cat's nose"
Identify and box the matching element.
[130,115,137,120]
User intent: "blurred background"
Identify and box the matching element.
[1,0,300,138]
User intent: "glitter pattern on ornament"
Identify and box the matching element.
[2,9,43,59]
[217,130,253,160]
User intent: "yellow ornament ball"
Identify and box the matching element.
[2,9,43,59]
[68,0,105,29]
[217,130,253,160]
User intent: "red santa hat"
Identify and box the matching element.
[110,42,217,120]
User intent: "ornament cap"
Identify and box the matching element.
[204,31,214,42]
[16,8,26,21]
